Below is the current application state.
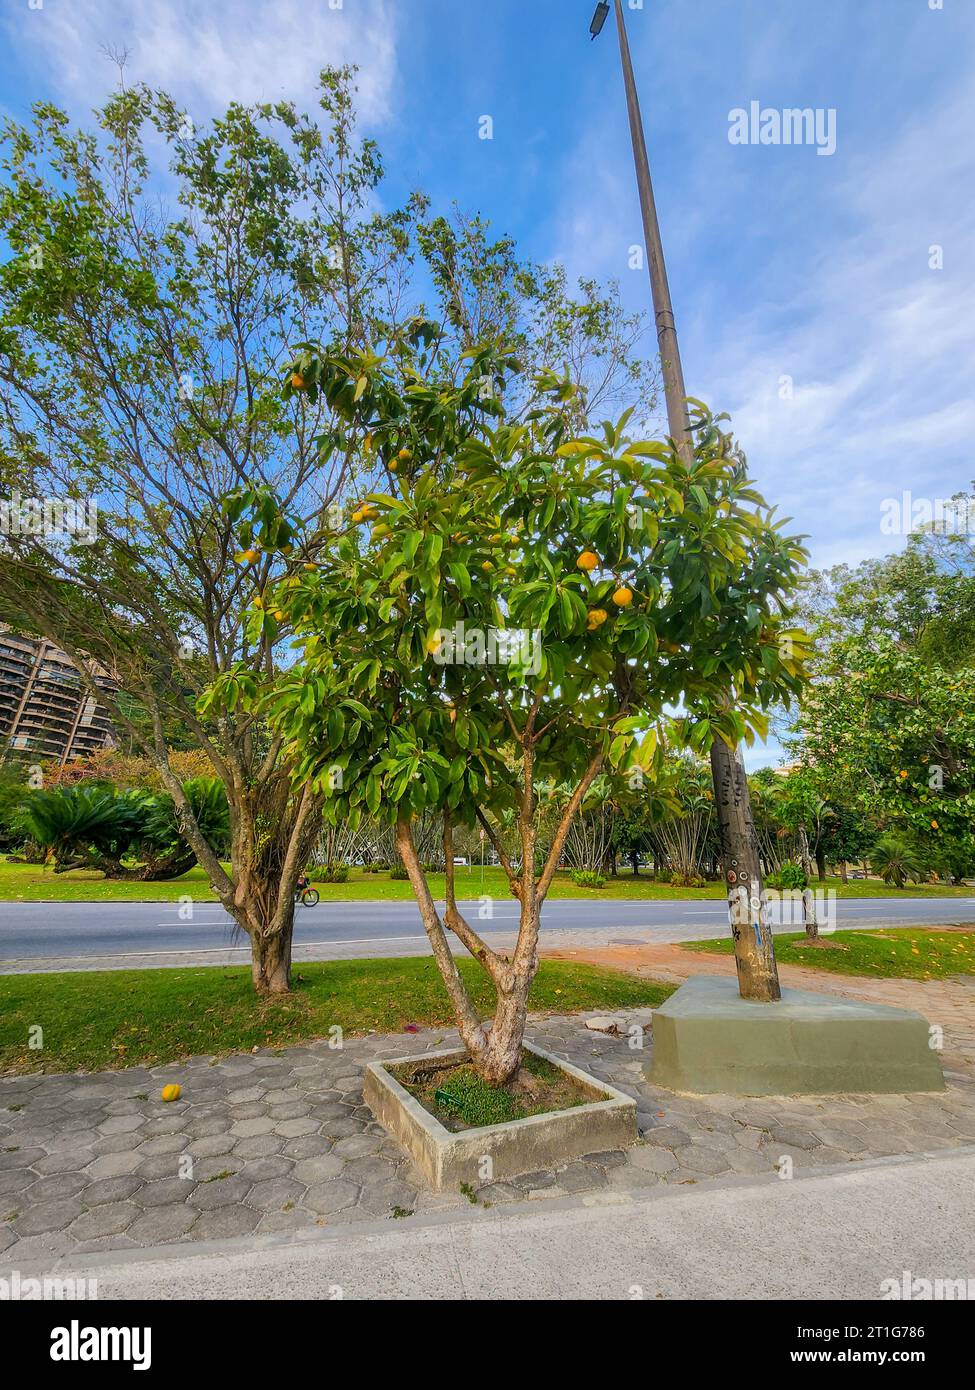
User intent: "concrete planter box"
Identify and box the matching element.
[363,1042,638,1191]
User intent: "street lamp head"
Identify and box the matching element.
[589,2,610,40]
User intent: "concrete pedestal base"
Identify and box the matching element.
[649,975,944,1096]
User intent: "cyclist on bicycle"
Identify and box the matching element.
[295,870,310,897]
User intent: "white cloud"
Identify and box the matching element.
[550,8,975,573]
[5,0,399,126]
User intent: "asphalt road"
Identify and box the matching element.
[10,1147,974,1301]
[1,894,973,971]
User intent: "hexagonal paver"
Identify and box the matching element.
[188,1176,252,1210]
[0,1147,45,1170]
[343,1155,397,1185]
[357,1179,419,1216]
[13,1199,84,1236]
[273,1117,319,1138]
[191,1206,261,1240]
[69,1202,140,1240]
[233,1136,282,1159]
[293,1154,346,1185]
[227,1086,266,1104]
[134,1177,197,1208]
[26,1173,88,1202]
[138,1135,185,1156]
[188,1134,236,1159]
[332,1134,381,1160]
[85,1152,143,1180]
[98,1114,145,1136]
[0,1168,36,1196]
[81,1175,143,1207]
[303,1180,360,1215]
[628,1145,679,1175]
[230,1117,275,1138]
[127,1205,197,1244]
[237,1157,293,1183]
[141,1115,188,1137]
[184,1118,232,1139]
[245,1179,306,1213]
[282,1136,331,1160]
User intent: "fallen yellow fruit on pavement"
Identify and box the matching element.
[161,1084,182,1103]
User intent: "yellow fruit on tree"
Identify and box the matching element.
[481,561,494,572]
[290,372,307,391]
[612,586,634,607]
[161,1084,181,1103]
[577,551,599,572]
[239,549,259,563]
[303,562,318,572]
[587,608,608,630]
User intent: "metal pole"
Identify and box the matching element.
[612,0,691,462]
[609,0,780,1000]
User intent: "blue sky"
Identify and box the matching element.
[2,0,972,764]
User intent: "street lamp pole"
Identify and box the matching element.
[610,0,691,465]
[593,0,780,1002]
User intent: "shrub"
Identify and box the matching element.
[571,869,606,888]
[389,864,409,880]
[318,865,349,883]
[765,861,808,891]
[669,871,706,888]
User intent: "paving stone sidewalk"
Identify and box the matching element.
[3,1007,975,1265]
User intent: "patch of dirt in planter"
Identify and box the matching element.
[394,1052,590,1132]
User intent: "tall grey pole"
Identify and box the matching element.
[612,0,691,464]
[609,0,780,1001]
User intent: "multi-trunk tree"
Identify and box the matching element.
[217,334,808,1083]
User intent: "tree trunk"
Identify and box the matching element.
[797,823,818,937]
[839,860,848,883]
[630,850,641,877]
[477,963,536,1085]
[709,738,780,1002]
[250,925,293,994]
[815,848,826,882]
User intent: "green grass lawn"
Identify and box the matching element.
[0,957,673,1076]
[683,926,975,981]
[1,857,971,903]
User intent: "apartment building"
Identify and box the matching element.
[0,629,118,764]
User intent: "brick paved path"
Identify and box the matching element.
[3,998,975,1265]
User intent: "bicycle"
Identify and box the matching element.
[295,886,320,908]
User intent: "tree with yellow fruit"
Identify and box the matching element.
[225,332,809,1084]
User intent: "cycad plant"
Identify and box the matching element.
[870,834,926,889]
[16,784,145,874]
